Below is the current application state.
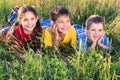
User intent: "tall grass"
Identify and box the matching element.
[0,0,120,79]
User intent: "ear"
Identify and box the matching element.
[85,29,88,36]
[51,20,55,26]
[36,16,39,20]
[85,29,87,34]
[35,16,39,23]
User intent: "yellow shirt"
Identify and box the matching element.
[43,26,77,48]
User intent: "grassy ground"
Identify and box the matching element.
[0,0,120,79]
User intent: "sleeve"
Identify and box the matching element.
[102,35,111,46]
[43,28,52,47]
[1,26,11,36]
[73,24,86,51]
[7,13,18,25]
[77,30,89,52]
[70,27,77,49]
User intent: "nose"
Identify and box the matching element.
[62,23,66,27]
[27,20,32,25]
[64,23,69,28]
[95,30,99,35]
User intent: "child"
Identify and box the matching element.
[4,6,42,53]
[77,15,111,52]
[0,6,50,36]
[43,6,77,48]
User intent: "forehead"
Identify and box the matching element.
[89,23,104,29]
[22,11,36,18]
[57,15,70,20]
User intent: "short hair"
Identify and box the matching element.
[86,15,105,30]
[50,6,70,22]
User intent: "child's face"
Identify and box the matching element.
[53,15,71,34]
[86,23,104,42]
[21,11,38,34]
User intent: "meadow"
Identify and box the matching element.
[0,0,120,80]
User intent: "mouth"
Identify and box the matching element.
[93,36,100,40]
[27,25,34,28]
[25,25,34,30]
[62,28,69,32]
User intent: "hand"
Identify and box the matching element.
[52,24,59,39]
[87,33,97,52]
[87,33,97,44]
[97,31,105,46]
[89,41,97,52]
[97,31,111,50]
[52,24,59,47]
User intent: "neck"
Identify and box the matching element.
[59,32,65,36]
[24,30,33,35]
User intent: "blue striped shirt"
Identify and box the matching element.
[74,24,110,52]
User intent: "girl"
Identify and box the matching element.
[5,6,42,54]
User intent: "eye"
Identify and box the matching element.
[67,20,70,22]
[91,29,95,31]
[99,29,103,31]
[31,17,35,20]
[23,18,28,21]
[59,21,63,24]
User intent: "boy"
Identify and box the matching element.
[43,6,77,48]
[76,15,111,52]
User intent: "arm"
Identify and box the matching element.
[70,27,77,49]
[43,27,53,47]
[0,30,2,37]
[97,42,112,50]
[52,24,59,47]
[88,41,97,52]
[87,31,97,52]
[97,32,112,50]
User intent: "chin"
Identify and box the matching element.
[62,31,68,34]
[58,30,67,34]
[94,39,99,42]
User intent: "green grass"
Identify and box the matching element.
[0,0,120,79]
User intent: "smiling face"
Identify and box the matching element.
[86,23,104,42]
[53,15,71,34]
[20,11,38,34]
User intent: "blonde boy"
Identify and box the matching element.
[78,15,111,52]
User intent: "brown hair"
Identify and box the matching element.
[7,6,41,38]
[50,6,70,22]
[86,15,105,30]
[6,6,42,53]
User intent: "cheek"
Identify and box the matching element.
[89,31,94,35]
[21,21,27,25]
[34,19,38,24]
[67,23,71,28]
[58,24,63,28]
[86,31,91,37]
[99,31,104,35]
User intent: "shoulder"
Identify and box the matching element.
[1,26,11,36]
[14,25,23,36]
[73,24,85,34]
[39,26,42,32]
[69,26,76,32]
[43,27,51,32]
[43,27,53,37]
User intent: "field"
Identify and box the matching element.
[0,0,120,80]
